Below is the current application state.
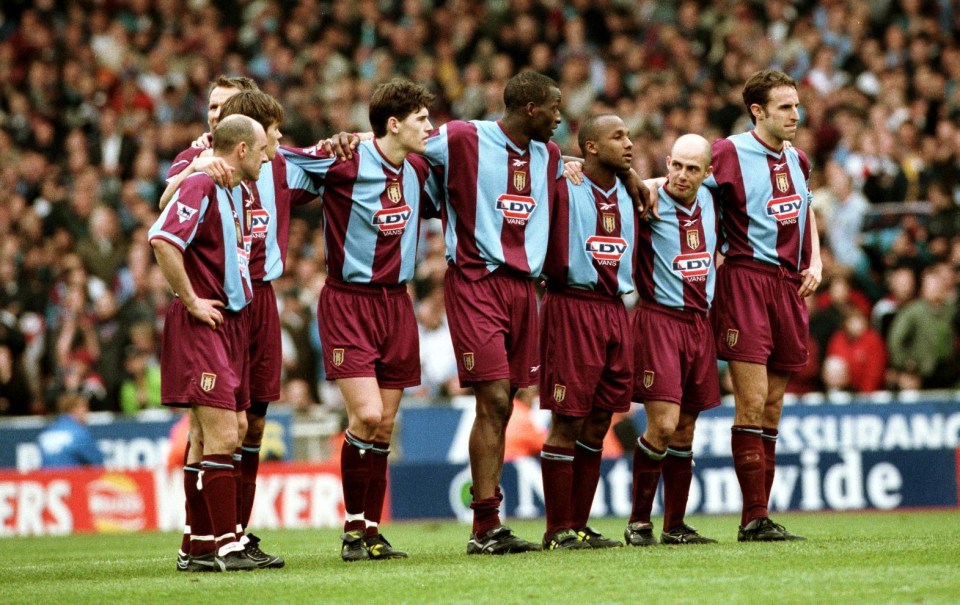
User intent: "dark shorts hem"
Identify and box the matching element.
[326,372,420,389]
[162,397,236,410]
[719,352,769,366]
[378,379,421,389]
[767,361,807,373]
[457,371,513,387]
[249,391,280,403]
[544,399,630,416]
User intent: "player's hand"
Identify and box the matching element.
[623,169,654,218]
[641,177,665,220]
[798,262,822,298]
[185,298,225,330]
[321,132,366,160]
[191,132,213,149]
[193,156,234,187]
[563,160,584,185]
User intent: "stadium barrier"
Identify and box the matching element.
[0,461,370,537]
[391,394,960,520]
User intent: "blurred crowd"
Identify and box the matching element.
[1,0,959,418]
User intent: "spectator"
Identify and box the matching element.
[887,264,959,389]
[118,345,161,414]
[825,305,888,392]
[38,391,104,468]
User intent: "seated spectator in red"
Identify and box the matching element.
[825,305,888,393]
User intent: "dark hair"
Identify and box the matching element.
[209,75,258,95]
[742,70,796,124]
[577,114,618,153]
[503,72,559,113]
[213,114,258,153]
[220,90,285,131]
[369,78,435,137]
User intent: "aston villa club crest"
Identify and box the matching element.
[726,329,739,348]
[776,172,789,193]
[642,370,655,389]
[513,170,527,192]
[332,348,345,366]
[386,181,403,204]
[463,352,475,372]
[602,213,617,234]
[685,229,700,250]
[553,384,566,403]
[200,372,217,392]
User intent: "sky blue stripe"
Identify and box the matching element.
[786,149,809,271]
[523,133,551,275]
[734,134,780,264]
[474,121,508,272]
[219,186,251,311]
[616,188,635,292]
[425,126,458,265]
[702,191,718,307]
[341,142,381,283]
[566,179,600,289]
[257,161,283,281]
[398,161,421,281]
[651,195,685,307]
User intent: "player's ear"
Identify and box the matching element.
[387,116,400,134]
[665,155,672,171]
[705,165,714,179]
[750,103,764,121]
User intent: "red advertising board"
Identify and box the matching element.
[0,462,387,537]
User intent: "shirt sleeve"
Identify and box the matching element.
[422,124,449,167]
[279,145,336,205]
[147,174,212,251]
[166,147,204,181]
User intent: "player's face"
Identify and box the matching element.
[396,107,433,155]
[265,121,282,161]
[241,130,270,181]
[754,85,800,145]
[593,117,633,172]
[665,147,712,205]
[528,87,562,143]
[208,86,239,131]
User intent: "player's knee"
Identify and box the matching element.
[648,417,677,446]
[476,392,512,424]
[375,414,396,441]
[354,408,383,433]
[244,416,266,445]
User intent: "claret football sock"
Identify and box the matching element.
[629,436,665,525]
[341,431,373,533]
[731,425,767,526]
[540,444,575,538]
[570,441,603,530]
[363,441,391,536]
[662,446,693,533]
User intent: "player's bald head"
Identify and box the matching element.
[213,114,263,153]
[578,114,622,154]
[670,134,711,169]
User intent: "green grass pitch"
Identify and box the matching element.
[5,510,959,605]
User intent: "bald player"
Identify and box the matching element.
[539,114,636,551]
[625,134,721,547]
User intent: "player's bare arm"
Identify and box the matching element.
[798,206,823,297]
[322,131,370,160]
[151,239,225,330]
[158,153,233,210]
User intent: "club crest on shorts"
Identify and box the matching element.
[602,213,617,234]
[685,229,700,250]
[642,370,655,389]
[726,329,739,348]
[386,181,403,204]
[553,384,566,402]
[332,348,345,367]
[513,170,527,192]
[200,372,217,392]
[463,352,475,372]
[776,172,790,193]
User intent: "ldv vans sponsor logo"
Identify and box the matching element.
[766,194,802,224]
[585,236,628,265]
[672,252,712,279]
[372,205,412,235]
[496,194,537,225]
